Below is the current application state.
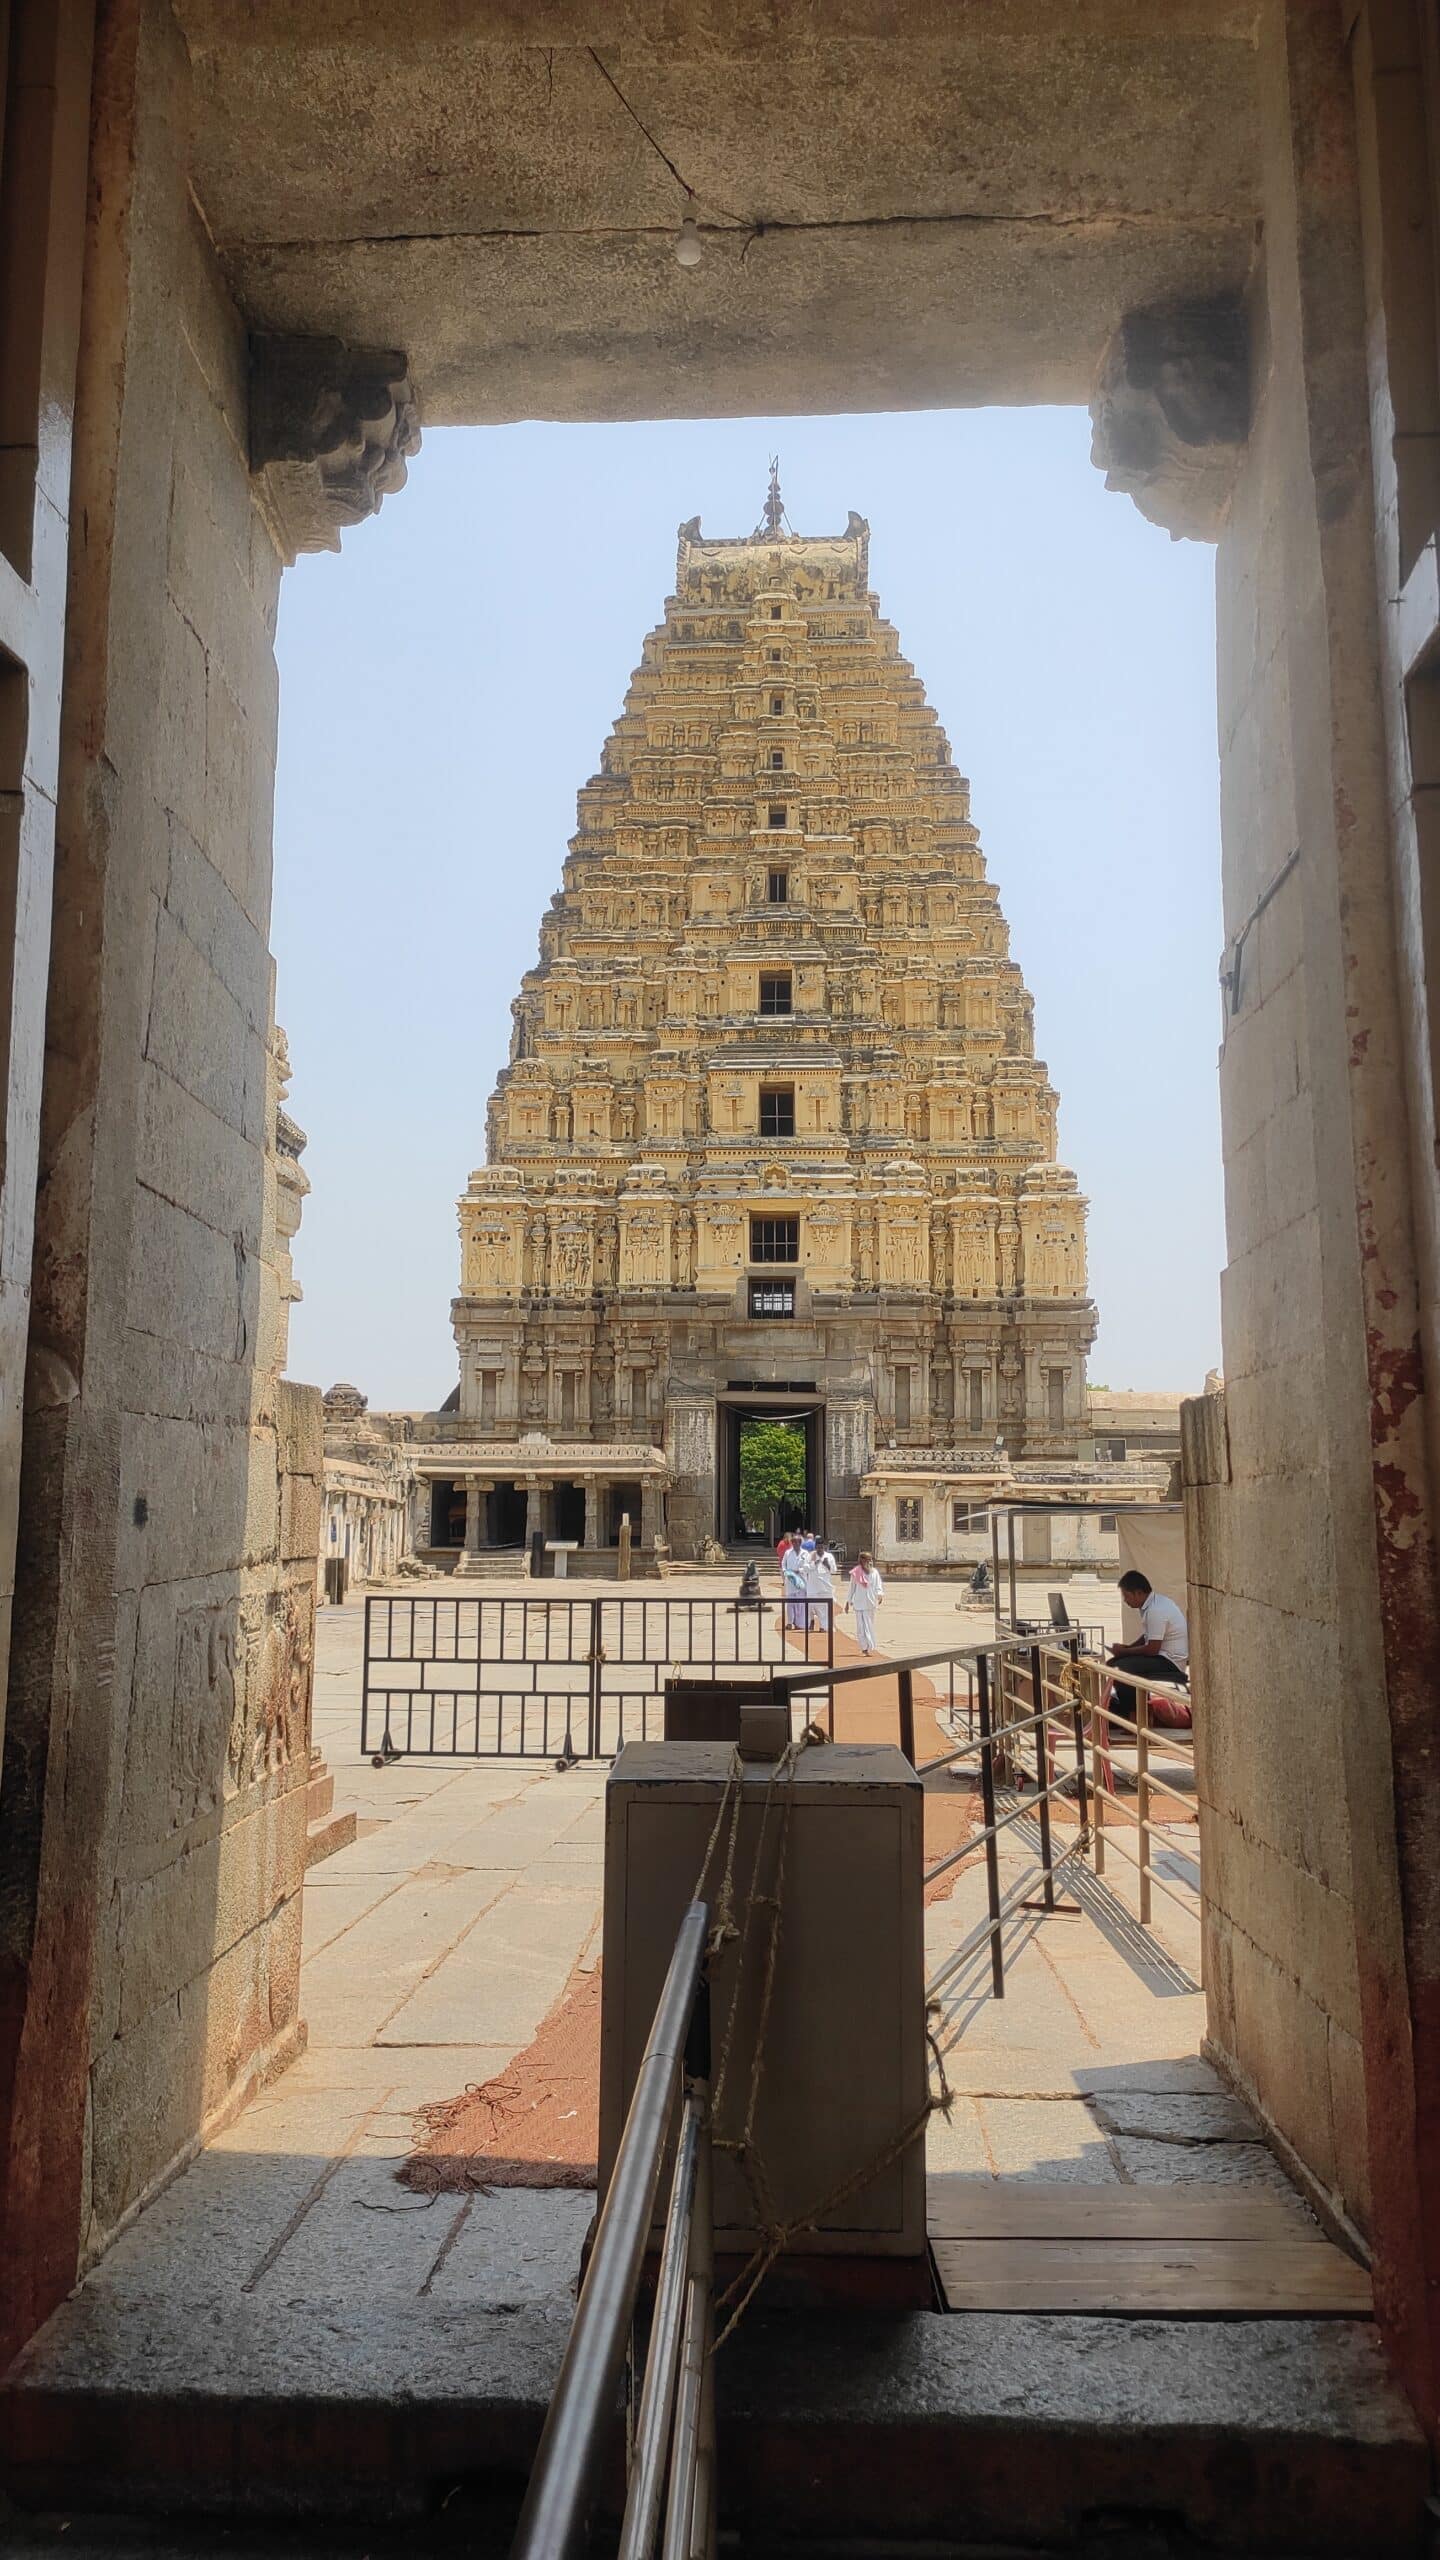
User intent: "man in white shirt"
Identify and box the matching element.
[1108,1570,1190,1728]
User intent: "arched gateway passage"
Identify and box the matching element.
[1,3,1439,2518]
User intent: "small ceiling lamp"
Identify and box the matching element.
[674,213,702,269]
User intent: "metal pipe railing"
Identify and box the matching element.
[920,1637,1091,2000]
[511,1901,713,2560]
[764,1624,1197,2007]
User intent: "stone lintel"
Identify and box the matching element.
[1090,295,1249,543]
[250,333,421,563]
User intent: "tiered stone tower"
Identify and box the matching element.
[454,482,1095,1564]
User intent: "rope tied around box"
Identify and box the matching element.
[688,1720,953,2351]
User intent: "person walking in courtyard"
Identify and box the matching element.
[804,1534,837,1640]
[781,1537,809,1633]
[847,1551,885,1655]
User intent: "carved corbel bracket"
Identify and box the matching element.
[1090,296,1249,542]
[250,335,421,563]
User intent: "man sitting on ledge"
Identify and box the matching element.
[1108,1570,1191,1730]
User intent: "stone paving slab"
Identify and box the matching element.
[301,1870,523,2049]
[422,2189,594,2309]
[377,1885,597,2050]
[1091,2087,1260,2142]
[249,2044,518,2117]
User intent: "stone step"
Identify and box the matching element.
[2,2299,1425,2553]
[305,1767,334,1824]
[304,1807,357,1868]
[453,1548,530,1580]
[0,2528,1399,2560]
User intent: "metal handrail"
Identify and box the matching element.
[511,1900,713,2560]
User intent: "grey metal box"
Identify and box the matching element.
[599,1740,926,2259]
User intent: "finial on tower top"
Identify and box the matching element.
[759,456,787,538]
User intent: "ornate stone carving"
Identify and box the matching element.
[250,335,421,564]
[450,492,1096,1536]
[1090,296,1249,542]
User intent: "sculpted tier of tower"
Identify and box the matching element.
[455,496,1095,1561]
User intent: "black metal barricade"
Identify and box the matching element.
[360,1591,833,1768]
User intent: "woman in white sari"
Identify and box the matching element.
[781,1540,809,1632]
[846,1551,885,1655]
[804,1538,837,1638]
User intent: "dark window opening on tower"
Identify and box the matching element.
[767,869,789,904]
[759,1088,796,1139]
[770,604,782,620]
[749,1279,795,1319]
[768,648,782,662]
[759,971,793,1016]
[770,694,784,714]
[768,805,787,830]
[751,1214,799,1262]
[770,749,784,769]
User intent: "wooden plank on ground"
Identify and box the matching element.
[931,2235,1372,2317]
[926,2177,1311,2242]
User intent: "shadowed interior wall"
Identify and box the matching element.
[0,0,318,2351]
[1189,0,1439,2426]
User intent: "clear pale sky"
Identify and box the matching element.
[271,411,1223,1411]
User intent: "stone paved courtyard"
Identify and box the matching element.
[6,1572,1418,2548]
[27,1575,1219,2327]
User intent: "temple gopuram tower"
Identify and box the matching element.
[452,480,1095,1566]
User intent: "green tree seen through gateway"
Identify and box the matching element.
[738,1419,808,1533]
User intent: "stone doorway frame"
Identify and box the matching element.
[3,0,1440,2446]
[717,1396,826,1549]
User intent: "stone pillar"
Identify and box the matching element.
[523,1477,545,1553]
[583,1478,609,1552]
[640,1477,664,1551]
[463,1479,492,1554]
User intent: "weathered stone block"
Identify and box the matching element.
[152,600,207,848]
[202,663,274,936]
[115,1781,307,2037]
[1227,1925,1340,2200]
[280,1466,322,1567]
[163,814,271,1032]
[1223,1353,1326,1484]
[87,1880,302,2245]
[1180,1384,1229,1490]
[1219,1206,1325,1381]
[144,902,267,1145]
[116,1414,278,1590]
[137,1058,265,1259]
[277,1377,323,1481]
[127,1184,255,1365]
